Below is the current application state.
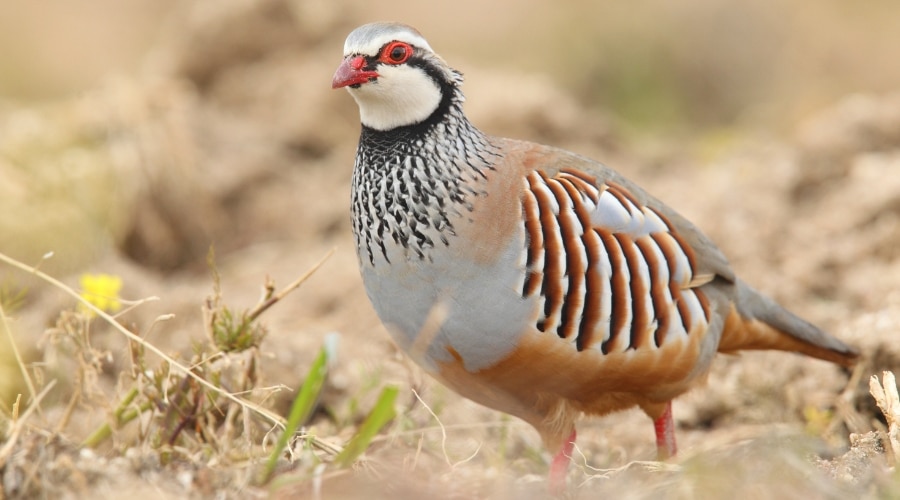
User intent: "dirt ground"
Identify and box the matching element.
[2,1,900,498]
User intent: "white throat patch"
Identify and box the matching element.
[347,65,442,131]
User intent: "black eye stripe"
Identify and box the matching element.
[357,43,450,95]
[365,53,417,66]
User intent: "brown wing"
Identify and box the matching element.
[507,138,855,367]
[504,139,730,356]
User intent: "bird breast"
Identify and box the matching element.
[352,133,534,374]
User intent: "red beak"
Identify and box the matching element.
[332,55,379,89]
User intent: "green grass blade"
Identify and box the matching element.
[82,387,151,448]
[334,385,398,467]
[260,346,329,483]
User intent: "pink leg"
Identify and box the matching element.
[548,429,577,494]
[653,401,677,459]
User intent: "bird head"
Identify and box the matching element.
[332,22,463,131]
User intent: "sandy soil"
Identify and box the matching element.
[2,1,900,498]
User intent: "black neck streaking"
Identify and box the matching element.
[351,84,499,267]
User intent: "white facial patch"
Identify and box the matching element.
[339,23,448,130]
[347,64,442,131]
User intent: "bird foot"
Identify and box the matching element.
[653,401,677,460]
[548,429,577,495]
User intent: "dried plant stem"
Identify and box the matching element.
[869,371,900,464]
[0,300,38,409]
[0,380,57,467]
[0,250,285,430]
[54,384,81,435]
[412,388,482,468]
[247,248,335,322]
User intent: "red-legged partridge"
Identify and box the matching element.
[332,22,857,490]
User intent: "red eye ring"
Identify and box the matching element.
[379,41,412,65]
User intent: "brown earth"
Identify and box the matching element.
[2,1,900,498]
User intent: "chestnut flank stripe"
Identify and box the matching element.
[534,172,564,333]
[559,169,600,205]
[667,229,698,279]
[695,288,711,324]
[578,229,604,351]
[522,181,544,298]
[651,233,680,284]
[600,231,630,353]
[619,234,651,350]
[672,283,693,334]
[636,237,670,348]
[545,176,582,340]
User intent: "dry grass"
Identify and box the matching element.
[870,372,900,464]
[3,1,900,498]
[2,181,899,500]
[0,248,422,500]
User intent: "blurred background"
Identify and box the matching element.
[4,1,900,126]
[3,0,900,272]
[2,1,900,497]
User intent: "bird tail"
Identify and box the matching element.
[716,279,858,367]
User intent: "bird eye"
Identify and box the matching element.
[380,42,412,64]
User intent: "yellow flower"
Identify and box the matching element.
[79,273,123,316]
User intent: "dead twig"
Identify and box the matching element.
[868,370,900,464]
[246,248,335,322]
[0,251,281,432]
[411,388,482,469]
[1,300,39,413]
[0,380,57,468]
